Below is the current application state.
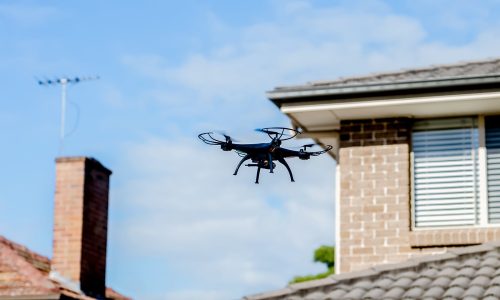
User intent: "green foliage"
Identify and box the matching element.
[314,245,335,269]
[290,268,334,283]
[290,245,335,284]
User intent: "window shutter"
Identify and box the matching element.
[412,118,479,228]
[486,116,500,223]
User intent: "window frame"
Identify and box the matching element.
[410,114,499,230]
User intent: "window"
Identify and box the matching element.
[486,116,500,223]
[411,116,500,228]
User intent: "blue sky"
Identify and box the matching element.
[2,1,500,299]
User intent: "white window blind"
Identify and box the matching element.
[486,116,500,223]
[412,118,479,228]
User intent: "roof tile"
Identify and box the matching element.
[351,279,373,290]
[393,277,413,288]
[341,287,366,299]
[482,296,500,300]
[440,260,461,268]
[456,267,476,278]
[450,276,471,287]
[463,286,486,298]
[372,277,393,289]
[431,276,452,287]
[395,270,419,280]
[476,266,496,277]
[411,277,432,288]
[363,287,385,299]
[442,286,465,298]
[437,266,457,277]
[324,288,347,299]
[402,286,425,299]
[382,287,405,299]
[304,291,324,300]
[484,286,500,297]
[419,267,439,278]
[485,250,500,259]
[480,257,500,268]
[470,275,491,287]
[421,286,445,298]
[490,275,500,285]
[463,257,481,268]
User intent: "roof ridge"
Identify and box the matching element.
[308,56,500,87]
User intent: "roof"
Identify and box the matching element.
[244,241,500,300]
[268,57,500,102]
[0,235,130,300]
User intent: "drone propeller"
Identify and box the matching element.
[255,127,300,141]
[300,143,315,151]
[198,131,239,154]
[198,132,225,145]
[213,130,238,143]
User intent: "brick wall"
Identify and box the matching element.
[52,157,112,298]
[338,118,436,273]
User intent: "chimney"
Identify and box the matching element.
[52,157,112,298]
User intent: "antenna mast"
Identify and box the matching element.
[38,76,99,153]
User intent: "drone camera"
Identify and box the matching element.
[221,144,232,151]
[299,153,310,160]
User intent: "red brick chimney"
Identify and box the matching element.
[52,157,112,298]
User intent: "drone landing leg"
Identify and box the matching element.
[255,166,261,184]
[268,153,274,173]
[233,154,251,175]
[277,157,295,182]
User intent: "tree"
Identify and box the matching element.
[290,245,335,284]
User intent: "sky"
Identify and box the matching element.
[1,0,500,299]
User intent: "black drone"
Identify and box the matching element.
[198,127,332,184]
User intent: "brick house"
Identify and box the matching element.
[0,157,129,300]
[245,58,500,299]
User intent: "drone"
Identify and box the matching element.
[198,127,332,184]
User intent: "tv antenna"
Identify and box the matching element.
[37,76,99,153]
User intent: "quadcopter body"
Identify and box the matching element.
[198,127,332,183]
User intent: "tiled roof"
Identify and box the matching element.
[274,57,500,91]
[244,241,500,300]
[0,235,130,300]
[0,235,58,297]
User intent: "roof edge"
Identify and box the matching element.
[243,241,500,300]
[267,74,500,104]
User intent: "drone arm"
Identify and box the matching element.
[307,145,334,156]
[233,154,251,175]
[277,156,295,182]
